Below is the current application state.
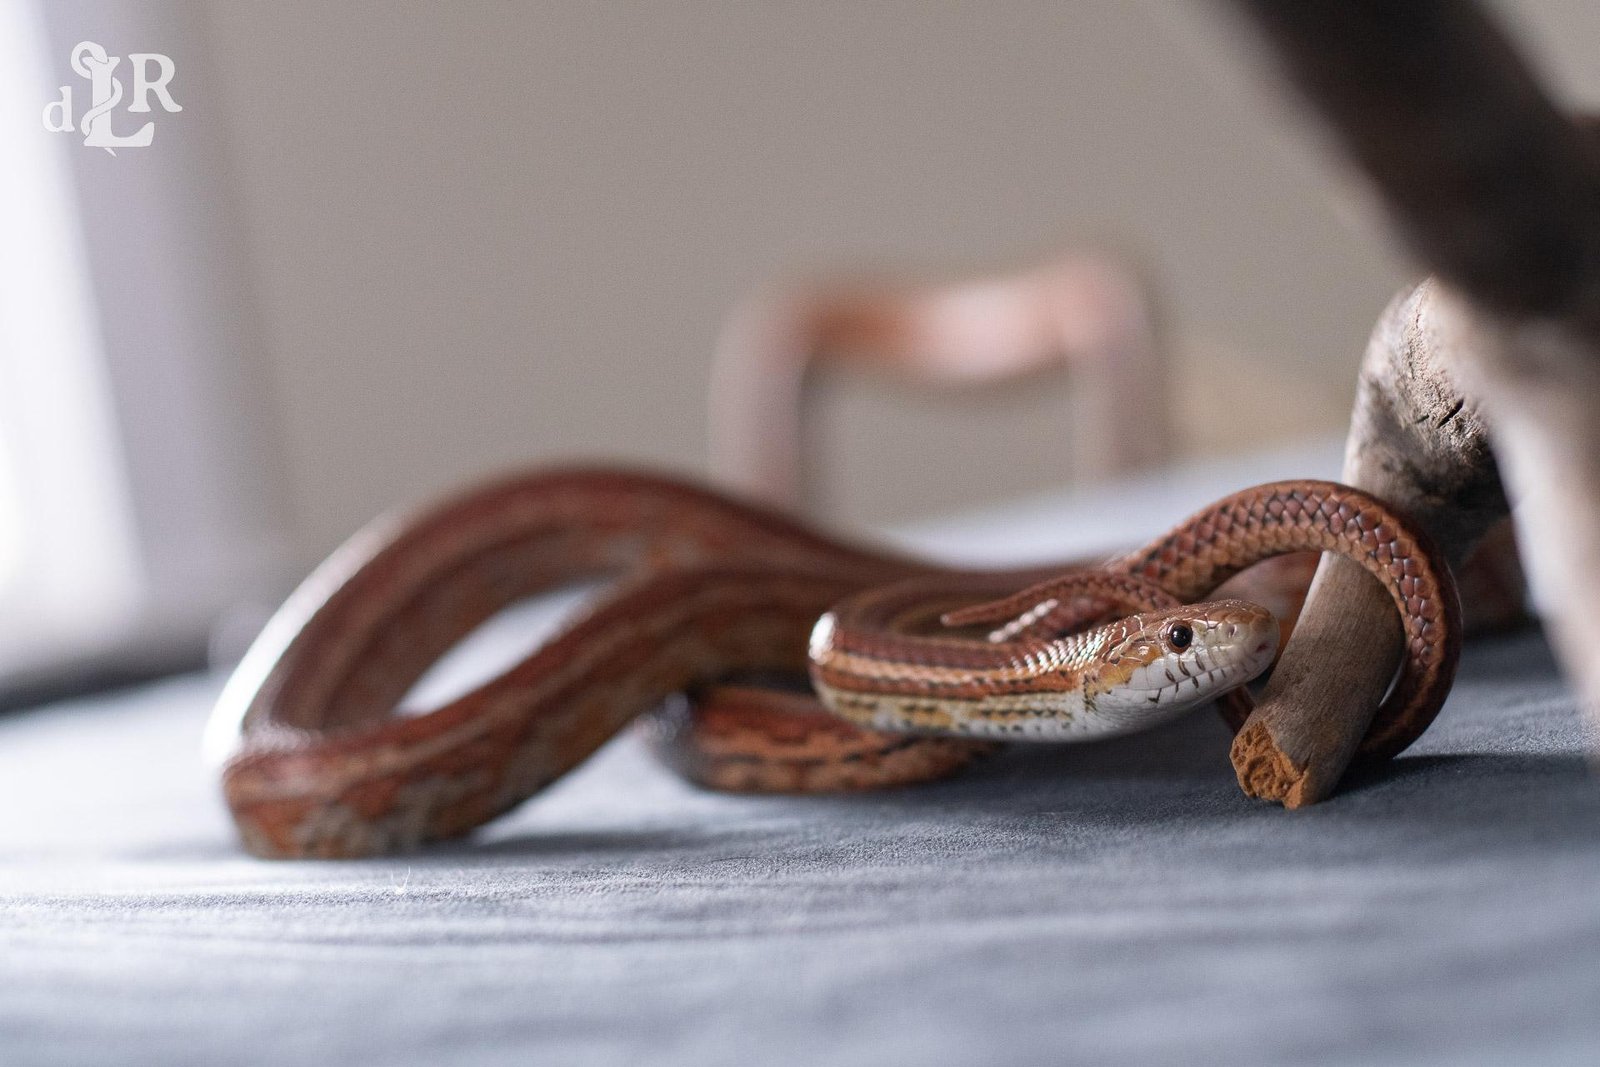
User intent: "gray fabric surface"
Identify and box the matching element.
[4,447,1599,1066]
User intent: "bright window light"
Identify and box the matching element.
[0,0,142,679]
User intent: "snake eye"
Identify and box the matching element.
[1167,623,1193,650]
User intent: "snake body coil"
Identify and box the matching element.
[209,470,1458,858]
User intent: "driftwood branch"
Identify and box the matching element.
[1233,284,1509,805]
[1219,0,1600,801]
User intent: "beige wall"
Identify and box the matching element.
[198,1,1600,563]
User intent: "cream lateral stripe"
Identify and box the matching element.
[814,643,1091,687]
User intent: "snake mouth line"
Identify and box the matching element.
[1133,659,1261,705]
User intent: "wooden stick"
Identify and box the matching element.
[1233,284,1508,805]
[1218,0,1600,797]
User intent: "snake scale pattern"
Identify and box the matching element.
[208,469,1459,858]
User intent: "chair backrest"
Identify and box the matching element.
[707,253,1171,514]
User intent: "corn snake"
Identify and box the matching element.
[208,469,1459,858]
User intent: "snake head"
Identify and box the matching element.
[1086,598,1279,730]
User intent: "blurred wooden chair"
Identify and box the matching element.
[707,253,1170,514]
